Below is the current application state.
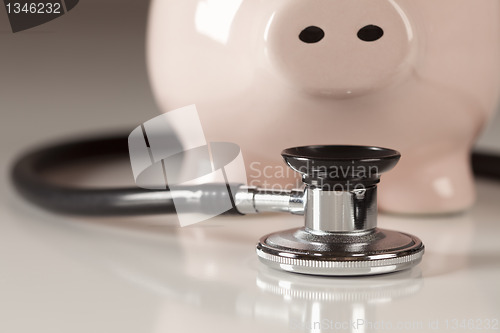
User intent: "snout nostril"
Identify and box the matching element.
[357,25,384,42]
[299,26,325,44]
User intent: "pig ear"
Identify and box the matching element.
[6,0,80,33]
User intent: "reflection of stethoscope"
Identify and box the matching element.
[17,208,424,332]
[10,132,500,276]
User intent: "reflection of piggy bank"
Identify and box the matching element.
[147,0,500,214]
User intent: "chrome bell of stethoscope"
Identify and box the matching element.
[238,145,424,276]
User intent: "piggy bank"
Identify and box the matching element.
[147,0,500,214]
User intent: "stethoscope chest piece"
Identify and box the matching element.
[256,145,424,276]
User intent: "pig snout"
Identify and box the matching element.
[265,0,416,97]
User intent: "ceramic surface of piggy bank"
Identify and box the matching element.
[147,0,500,214]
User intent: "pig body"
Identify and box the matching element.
[147,0,500,213]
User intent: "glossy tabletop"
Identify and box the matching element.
[1,170,500,332]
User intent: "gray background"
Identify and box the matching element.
[0,0,499,195]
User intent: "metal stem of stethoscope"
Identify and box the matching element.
[234,145,424,276]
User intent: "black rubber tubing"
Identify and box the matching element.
[10,133,500,216]
[11,133,241,216]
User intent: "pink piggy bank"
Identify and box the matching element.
[147,0,500,214]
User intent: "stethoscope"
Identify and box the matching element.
[11,132,500,276]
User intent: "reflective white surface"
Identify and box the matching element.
[1,175,499,332]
